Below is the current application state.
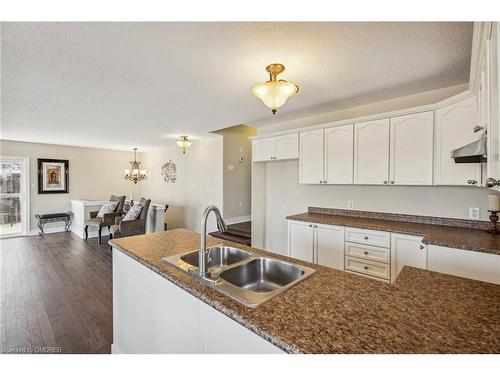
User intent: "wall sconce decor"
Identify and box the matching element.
[161,159,177,183]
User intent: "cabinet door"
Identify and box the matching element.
[299,129,324,184]
[487,24,500,189]
[353,119,390,184]
[253,138,276,161]
[390,111,434,185]
[275,133,298,160]
[288,220,314,262]
[427,245,500,285]
[434,96,480,185]
[390,234,427,282]
[315,224,344,270]
[324,124,354,184]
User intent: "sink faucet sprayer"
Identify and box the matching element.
[199,205,227,278]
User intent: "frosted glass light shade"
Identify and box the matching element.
[252,79,298,114]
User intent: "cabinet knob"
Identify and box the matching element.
[364,236,369,240]
[467,179,478,185]
[390,180,394,184]
[313,225,317,228]
[319,180,323,183]
[486,177,500,187]
[383,180,388,184]
[323,180,327,184]
[308,224,313,227]
[364,266,369,270]
[419,245,425,250]
[363,251,369,255]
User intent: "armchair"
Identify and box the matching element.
[84,194,126,244]
[110,198,151,241]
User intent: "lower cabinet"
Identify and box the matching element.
[390,233,427,283]
[288,220,344,270]
[112,249,283,354]
[427,245,500,285]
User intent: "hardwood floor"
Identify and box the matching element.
[0,232,113,354]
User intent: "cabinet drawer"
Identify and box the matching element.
[345,227,390,248]
[345,242,390,264]
[345,256,391,280]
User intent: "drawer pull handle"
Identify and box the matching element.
[419,245,425,250]
[364,236,369,240]
[364,266,369,270]
[363,251,369,255]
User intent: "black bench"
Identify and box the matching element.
[34,212,72,236]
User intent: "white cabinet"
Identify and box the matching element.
[299,129,324,183]
[434,96,480,186]
[315,223,345,270]
[390,234,427,282]
[389,111,434,185]
[113,249,283,354]
[427,245,500,285]
[324,124,354,184]
[253,134,298,162]
[288,220,314,262]
[288,220,344,270]
[354,118,390,184]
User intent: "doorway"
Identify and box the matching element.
[0,156,29,237]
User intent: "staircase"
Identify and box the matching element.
[209,221,251,246]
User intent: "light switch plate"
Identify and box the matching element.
[347,200,354,209]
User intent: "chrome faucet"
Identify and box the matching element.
[199,205,227,278]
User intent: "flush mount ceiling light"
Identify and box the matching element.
[124,148,147,184]
[176,135,192,154]
[252,63,299,114]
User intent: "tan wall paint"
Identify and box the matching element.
[0,140,142,232]
[214,125,256,219]
[140,137,223,233]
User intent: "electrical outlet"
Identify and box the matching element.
[239,201,243,208]
[469,207,481,220]
[347,200,354,209]
[280,206,285,214]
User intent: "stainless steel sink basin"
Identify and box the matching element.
[180,246,252,269]
[218,258,305,293]
[162,248,315,308]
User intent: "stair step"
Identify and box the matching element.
[225,221,251,238]
[209,231,252,246]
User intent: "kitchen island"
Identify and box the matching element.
[109,229,500,354]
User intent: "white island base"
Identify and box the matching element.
[112,249,284,354]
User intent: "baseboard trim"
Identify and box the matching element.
[111,343,121,354]
[224,215,251,225]
[29,225,110,238]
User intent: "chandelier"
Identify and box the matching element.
[252,63,299,114]
[176,135,192,154]
[124,148,147,184]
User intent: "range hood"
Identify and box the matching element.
[451,136,487,163]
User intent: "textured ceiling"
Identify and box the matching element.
[1,22,472,150]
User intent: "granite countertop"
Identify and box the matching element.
[287,212,500,256]
[110,229,500,354]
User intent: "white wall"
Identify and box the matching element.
[140,136,223,233]
[214,125,256,220]
[0,140,142,232]
[261,159,492,253]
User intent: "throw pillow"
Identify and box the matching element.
[97,201,119,218]
[123,204,142,221]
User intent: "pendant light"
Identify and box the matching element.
[252,63,299,114]
[124,148,147,184]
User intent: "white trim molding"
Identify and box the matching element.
[470,22,493,94]
[224,215,251,225]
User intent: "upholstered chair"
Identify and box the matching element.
[109,198,151,241]
[84,195,126,244]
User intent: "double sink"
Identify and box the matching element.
[162,246,315,307]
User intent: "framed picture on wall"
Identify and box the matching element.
[37,158,69,194]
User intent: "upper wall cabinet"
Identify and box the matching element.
[324,124,354,184]
[300,125,354,184]
[434,96,480,186]
[354,119,390,185]
[299,129,324,183]
[253,134,298,162]
[389,111,434,185]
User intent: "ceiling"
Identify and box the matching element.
[1,22,473,150]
